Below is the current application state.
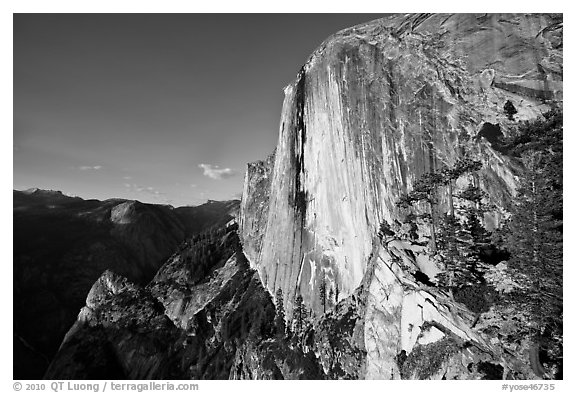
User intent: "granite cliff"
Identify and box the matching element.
[238,13,562,379]
[239,13,562,315]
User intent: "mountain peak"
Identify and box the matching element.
[21,187,64,196]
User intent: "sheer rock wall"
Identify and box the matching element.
[240,13,562,316]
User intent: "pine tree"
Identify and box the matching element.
[433,158,486,293]
[292,293,305,337]
[318,276,327,313]
[397,158,482,255]
[441,157,482,217]
[436,214,482,288]
[505,150,562,329]
[501,109,563,376]
[397,172,445,252]
[274,288,286,337]
[504,100,518,121]
[436,213,462,288]
[301,306,313,345]
[378,220,395,241]
[503,110,562,324]
[438,195,493,288]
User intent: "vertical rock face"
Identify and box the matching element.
[240,13,562,316]
[239,152,275,266]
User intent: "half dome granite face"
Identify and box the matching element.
[240,13,561,316]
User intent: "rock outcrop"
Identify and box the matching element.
[240,13,562,316]
[46,228,330,380]
[291,236,520,380]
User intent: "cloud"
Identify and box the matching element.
[78,165,102,171]
[199,164,237,180]
[124,183,165,198]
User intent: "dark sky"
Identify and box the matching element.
[14,13,383,206]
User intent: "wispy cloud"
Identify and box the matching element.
[78,165,102,171]
[124,183,165,198]
[199,164,237,180]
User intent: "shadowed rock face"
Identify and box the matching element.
[45,230,319,380]
[240,13,562,317]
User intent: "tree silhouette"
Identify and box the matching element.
[436,210,489,291]
[504,100,518,121]
[292,293,305,337]
[274,288,286,337]
[397,172,444,253]
[378,220,395,241]
[318,275,327,313]
[397,158,481,254]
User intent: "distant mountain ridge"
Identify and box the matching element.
[13,188,239,379]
